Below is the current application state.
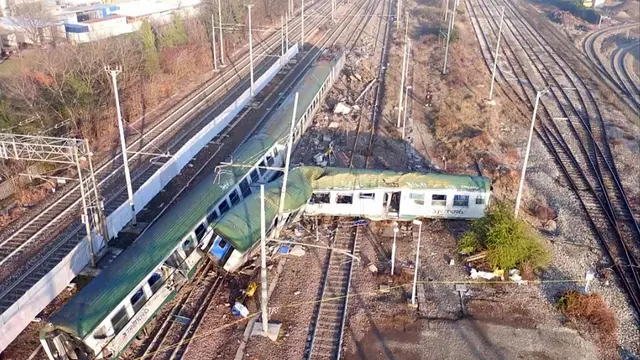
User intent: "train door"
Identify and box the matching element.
[383,192,401,218]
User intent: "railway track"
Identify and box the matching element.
[581,23,640,111]
[465,0,640,316]
[307,221,360,360]
[132,262,226,360]
[68,2,388,358]
[0,1,337,315]
[611,42,640,104]
[347,0,393,169]
[0,0,333,274]
[305,0,393,356]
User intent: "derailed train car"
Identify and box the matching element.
[39,51,345,360]
[208,166,492,272]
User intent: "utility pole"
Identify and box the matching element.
[281,15,285,56]
[442,0,457,75]
[218,0,225,65]
[285,15,289,50]
[411,219,422,306]
[332,0,335,21]
[276,93,299,238]
[211,13,218,71]
[488,6,505,101]
[514,89,547,217]
[259,184,269,334]
[391,222,398,275]
[74,145,96,267]
[396,17,409,128]
[442,0,449,24]
[301,0,305,49]
[247,4,255,97]
[396,0,401,29]
[402,85,411,140]
[105,66,136,227]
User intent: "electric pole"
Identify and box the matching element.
[301,0,305,49]
[105,66,136,227]
[411,219,422,306]
[332,0,335,21]
[247,4,255,97]
[396,0,402,29]
[276,93,299,238]
[397,16,409,128]
[514,89,547,217]
[211,13,218,70]
[218,0,225,65]
[442,0,457,75]
[488,7,505,101]
[259,184,269,333]
[281,15,285,56]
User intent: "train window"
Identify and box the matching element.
[182,237,196,256]
[217,238,228,249]
[336,194,353,204]
[207,210,219,224]
[310,193,330,204]
[453,195,469,207]
[273,147,279,157]
[240,179,251,197]
[148,272,163,294]
[431,194,447,206]
[195,224,206,240]
[166,250,184,268]
[258,160,267,175]
[266,154,274,166]
[250,169,260,183]
[359,193,375,200]
[409,193,425,205]
[130,288,147,313]
[218,200,230,215]
[476,196,486,205]
[229,190,240,206]
[110,307,130,334]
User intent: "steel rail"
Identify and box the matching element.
[466,0,640,317]
[307,0,389,357]
[137,261,215,360]
[167,274,227,360]
[611,42,640,103]
[498,0,640,244]
[307,221,359,360]
[0,2,337,314]
[581,23,640,111]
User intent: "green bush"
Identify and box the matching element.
[159,14,189,48]
[140,21,160,75]
[457,202,551,270]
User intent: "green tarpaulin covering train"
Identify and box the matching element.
[39,50,491,360]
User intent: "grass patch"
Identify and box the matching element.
[457,202,551,270]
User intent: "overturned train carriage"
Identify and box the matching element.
[40,51,345,360]
[208,166,492,272]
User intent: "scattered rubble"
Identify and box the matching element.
[333,102,352,115]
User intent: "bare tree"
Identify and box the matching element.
[7,1,58,47]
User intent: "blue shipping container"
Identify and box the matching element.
[65,23,89,33]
